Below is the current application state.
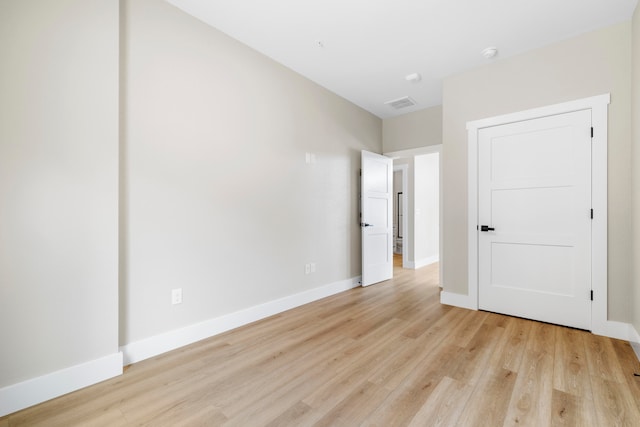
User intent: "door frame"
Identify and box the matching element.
[466,94,610,335]
[393,164,409,269]
[385,145,443,286]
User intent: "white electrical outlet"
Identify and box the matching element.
[305,264,311,275]
[310,262,316,273]
[171,288,182,305]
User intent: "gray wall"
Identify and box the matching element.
[632,6,640,333]
[0,0,381,394]
[120,0,381,345]
[414,153,439,263]
[442,22,632,322]
[0,0,119,387]
[383,105,442,152]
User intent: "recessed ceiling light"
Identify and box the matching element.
[405,73,422,83]
[482,46,498,59]
[316,40,324,48]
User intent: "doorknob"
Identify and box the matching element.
[361,223,373,227]
[480,225,495,232]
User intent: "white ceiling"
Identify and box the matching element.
[166,0,637,119]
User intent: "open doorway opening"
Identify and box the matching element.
[386,146,441,284]
[393,165,409,269]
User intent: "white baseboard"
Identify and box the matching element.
[592,319,632,341]
[0,352,123,417]
[440,290,477,310]
[121,276,361,365]
[407,255,439,270]
[628,324,640,362]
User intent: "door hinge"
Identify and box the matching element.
[591,127,594,138]
[590,209,594,219]
[591,290,594,301]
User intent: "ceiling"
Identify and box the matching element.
[166,0,637,119]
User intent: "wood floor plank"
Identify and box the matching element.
[590,375,640,426]
[610,338,640,412]
[446,309,490,348]
[312,380,390,427]
[486,315,532,373]
[550,388,597,427]
[405,376,472,427]
[219,335,356,421]
[503,322,556,426]
[447,322,505,386]
[3,260,640,427]
[137,404,227,427]
[300,327,410,412]
[553,326,593,398]
[361,344,466,426]
[455,367,517,427]
[368,306,470,390]
[263,401,313,427]
[584,332,627,383]
[400,300,451,339]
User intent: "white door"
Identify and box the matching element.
[478,110,592,330]
[361,150,393,287]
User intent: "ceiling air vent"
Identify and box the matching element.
[384,96,417,110]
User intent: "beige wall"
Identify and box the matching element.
[121,0,381,344]
[442,22,632,322]
[632,5,640,333]
[414,153,440,264]
[383,105,442,152]
[0,0,119,387]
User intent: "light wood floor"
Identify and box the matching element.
[3,259,640,426]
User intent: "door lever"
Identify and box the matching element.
[480,225,495,232]
[361,223,373,227]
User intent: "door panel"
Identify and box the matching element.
[478,110,592,330]
[361,151,393,287]
[491,243,574,296]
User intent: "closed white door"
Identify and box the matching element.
[361,150,393,287]
[478,110,592,330]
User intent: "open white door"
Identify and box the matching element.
[361,150,393,287]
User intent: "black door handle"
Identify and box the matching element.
[361,223,373,227]
[480,225,495,232]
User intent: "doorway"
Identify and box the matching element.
[385,146,442,282]
[477,109,592,330]
[464,94,610,334]
[393,164,408,269]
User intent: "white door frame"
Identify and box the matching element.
[393,164,409,269]
[385,145,443,285]
[465,94,610,335]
